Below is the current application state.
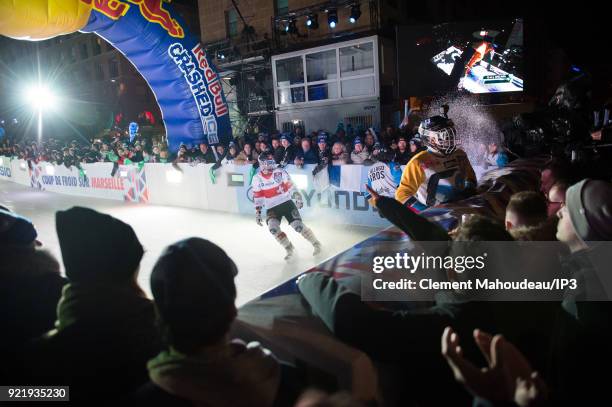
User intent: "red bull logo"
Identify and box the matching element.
[80,0,130,19]
[81,0,184,38]
[128,0,184,38]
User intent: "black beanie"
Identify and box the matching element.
[55,207,144,283]
[151,238,238,347]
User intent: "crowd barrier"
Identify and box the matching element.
[0,157,394,227]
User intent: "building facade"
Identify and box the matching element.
[198,0,409,136]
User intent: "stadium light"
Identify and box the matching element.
[327,8,338,28]
[306,13,318,29]
[349,4,361,23]
[24,85,59,111]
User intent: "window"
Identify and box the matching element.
[306,50,337,82]
[273,38,377,106]
[226,9,238,37]
[275,56,305,105]
[108,57,119,78]
[80,43,89,60]
[95,64,105,80]
[276,0,288,15]
[276,56,304,86]
[339,42,375,98]
[92,38,101,55]
[340,42,374,78]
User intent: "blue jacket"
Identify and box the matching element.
[296,148,319,164]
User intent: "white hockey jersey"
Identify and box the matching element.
[367,162,402,198]
[251,168,297,209]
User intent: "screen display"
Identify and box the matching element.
[397,19,524,96]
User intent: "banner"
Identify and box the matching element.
[28,161,147,202]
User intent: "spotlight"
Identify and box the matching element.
[216,51,225,60]
[327,8,338,28]
[286,18,298,34]
[306,13,318,29]
[349,4,361,23]
[23,85,59,111]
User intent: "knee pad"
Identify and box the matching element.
[290,220,304,233]
[267,218,281,235]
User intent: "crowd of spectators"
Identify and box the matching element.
[0,121,438,171]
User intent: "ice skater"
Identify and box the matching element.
[251,152,322,260]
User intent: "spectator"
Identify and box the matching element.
[149,145,161,163]
[483,137,509,169]
[317,135,330,164]
[293,134,302,149]
[395,136,412,165]
[382,125,397,147]
[295,138,318,166]
[223,142,239,164]
[549,179,612,405]
[540,159,573,195]
[129,238,285,407]
[215,145,226,161]
[131,143,144,163]
[16,207,161,402]
[546,181,568,217]
[0,209,65,359]
[174,144,191,163]
[235,143,258,165]
[505,191,548,231]
[159,149,170,163]
[195,142,215,164]
[364,131,376,153]
[409,136,425,155]
[330,142,348,165]
[279,135,296,166]
[350,138,370,164]
[505,191,557,241]
[271,137,284,164]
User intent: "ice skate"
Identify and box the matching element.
[284,244,295,261]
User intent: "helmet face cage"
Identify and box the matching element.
[258,154,276,172]
[419,125,460,155]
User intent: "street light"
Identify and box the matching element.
[23,84,60,141]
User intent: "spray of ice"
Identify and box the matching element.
[425,94,504,163]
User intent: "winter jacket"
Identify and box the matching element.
[234,150,259,165]
[0,248,66,352]
[295,148,319,165]
[350,150,370,164]
[15,283,161,402]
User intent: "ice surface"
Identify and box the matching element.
[1,181,381,306]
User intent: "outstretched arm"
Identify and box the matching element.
[367,185,450,241]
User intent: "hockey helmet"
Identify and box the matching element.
[418,115,460,155]
[258,151,276,172]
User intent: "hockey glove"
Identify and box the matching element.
[255,207,263,226]
[293,192,304,209]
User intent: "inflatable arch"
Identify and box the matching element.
[0,0,232,151]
